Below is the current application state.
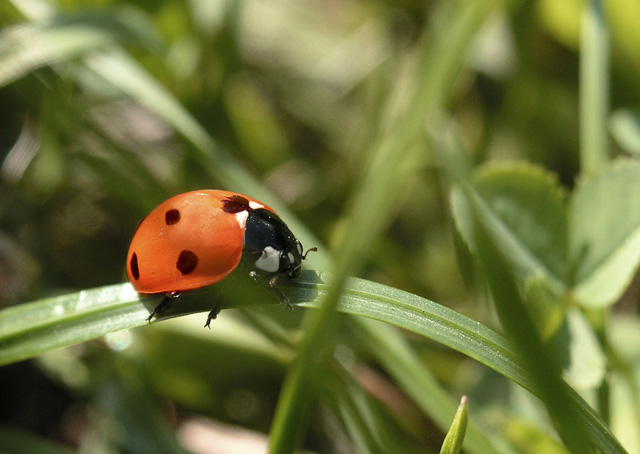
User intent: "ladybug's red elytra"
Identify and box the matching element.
[126,190,315,326]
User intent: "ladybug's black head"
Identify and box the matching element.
[242,209,313,279]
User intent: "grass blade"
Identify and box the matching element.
[0,270,625,452]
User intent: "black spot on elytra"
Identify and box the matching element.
[165,209,180,225]
[176,250,198,275]
[222,195,252,214]
[130,252,140,280]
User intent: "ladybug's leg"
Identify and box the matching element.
[146,292,179,323]
[268,275,293,309]
[248,271,293,309]
[204,300,223,329]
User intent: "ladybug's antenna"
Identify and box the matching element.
[302,247,318,260]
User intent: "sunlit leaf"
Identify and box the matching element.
[570,160,640,307]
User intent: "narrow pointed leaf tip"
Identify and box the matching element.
[439,396,468,454]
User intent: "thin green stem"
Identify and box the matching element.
[580,0,610,174]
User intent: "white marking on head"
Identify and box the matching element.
[233,210,250,226]
[255,246,280,273]
[248,200,265,210]
[287,252,295,264]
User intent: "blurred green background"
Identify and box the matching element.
[1,0,640,453]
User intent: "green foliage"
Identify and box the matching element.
[1,0,640,453]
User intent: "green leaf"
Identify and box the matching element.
[451,163,567,294]
[525,278,606,391]
[439,396,468,454]
[452,157,640,310]
[553,308,607,389]
[570,159,640,307]
[473,163,568,280]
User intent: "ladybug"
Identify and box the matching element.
[126,190,315,327]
